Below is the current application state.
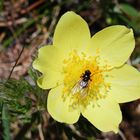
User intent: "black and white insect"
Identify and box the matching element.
[71,70,92,96]
[80,70,91,88]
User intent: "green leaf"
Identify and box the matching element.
[118,14,139,31]
[28,68,38,82]
[119,3,140,17]
[0,79,33,119]
[2,104,10,140]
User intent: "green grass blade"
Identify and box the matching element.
[2,104,10,140]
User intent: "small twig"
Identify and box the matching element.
[7,46,24,80]
[38,124,44,140]
[0,18,27,27]
[13,0,26,9]
[118,129,127,140]
[48,6,60,36]
[68,124,83,138]
[20,0,45,14]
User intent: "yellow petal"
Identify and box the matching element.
[89,25,135,68]
[106,64,140,103]
[33,45,65,89]
[53,11,90,53]
[37,70,63,89]
[82,96,122,133]
[33,45,64,73]
[47,85,80,123]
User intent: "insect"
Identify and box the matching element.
[80,70,91,88]
[71,70,92,96]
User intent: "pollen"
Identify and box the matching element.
[62,50,111,110]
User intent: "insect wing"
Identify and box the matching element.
[71,81,82,95]
[80,87,89,98]
[71,80,89,97]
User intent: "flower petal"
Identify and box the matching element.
[90,25,135,67]
[37,71,63,89]
[82,96,122,132]
[53,11,90,53]
[33,45,64,73]
[106,64,140,103]
[47,85,80,123]
[33,45,65,89]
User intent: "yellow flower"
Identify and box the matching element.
[33,11,140,132]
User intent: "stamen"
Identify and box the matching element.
[62,50,111,110]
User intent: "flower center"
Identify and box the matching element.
[62,50,110,110]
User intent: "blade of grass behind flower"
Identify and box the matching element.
[2,104,10,140]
